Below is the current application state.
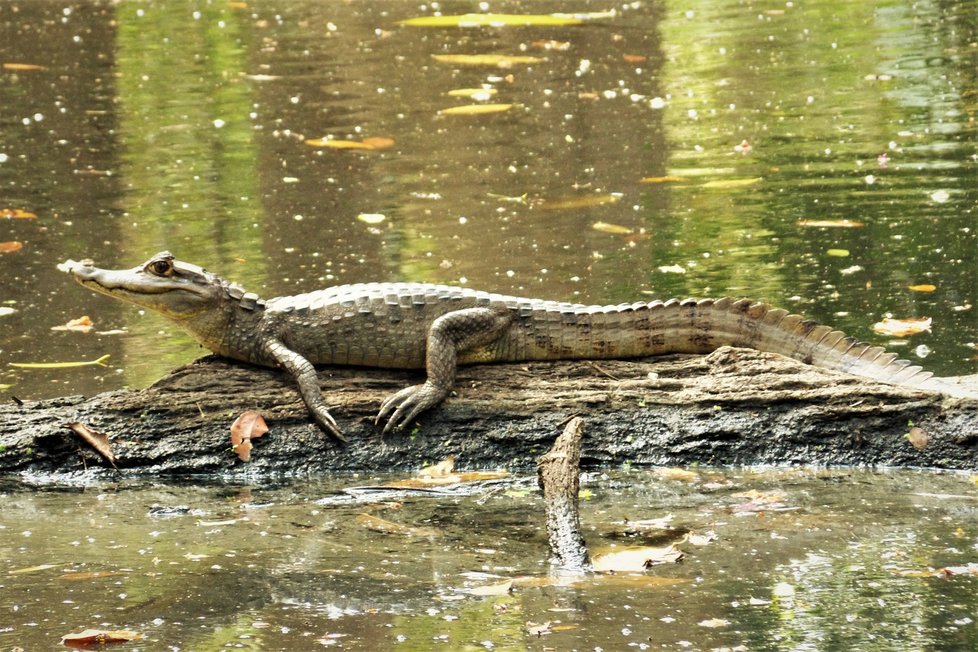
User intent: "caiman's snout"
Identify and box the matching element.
[57,258,97,281]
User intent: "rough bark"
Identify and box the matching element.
[2,347,977,478]
[537,417,592,574]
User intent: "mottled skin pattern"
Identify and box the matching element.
[60,252,971,442]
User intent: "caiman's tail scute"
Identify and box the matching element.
[637,297,967,397]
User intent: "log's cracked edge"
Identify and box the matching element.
[1,351,977,478]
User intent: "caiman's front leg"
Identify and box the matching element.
[377,307,513,434]
[262,338,346,443]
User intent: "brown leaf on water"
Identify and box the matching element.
[872,317,932,337]
[61,629,144,647]
[3,63,46,71]
[304,136,395,150]
[623,54,648,63]
[907,426,929,450]
[59,571,128,581]
[231,411,268,462]
[432,54,544,67]
[419,457,455,478]
[530,39,570,51]
[67,422,117,468]
[51,315,94,333]
[591,544,684,572]
[651,467,700,482]
[0,208,37,219]
[0,241,24,254]
[355,513,439,537]
[464,579,513,596]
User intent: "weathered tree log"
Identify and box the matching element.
[2,347,977,477]
[537,417,592,574]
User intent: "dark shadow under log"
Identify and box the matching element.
[2,347,978,477]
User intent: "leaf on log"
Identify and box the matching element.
[67,422,117,468]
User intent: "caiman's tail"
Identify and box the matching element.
[558,297,974,398]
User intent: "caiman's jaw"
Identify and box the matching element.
[58,251,224,321]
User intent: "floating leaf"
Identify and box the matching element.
[657,264,686,274]
[67,422,117,468]
[465,579,513,596]
[826,248,850,257]
[698,618,730,628]
[797,219,864,228]
[538,193,622,210]
[2,63,45,71]
[399,13,584,27]
[357,213,386,225]
[59,571,128,581]
[355,513,439,537]
[51,315,94,333]
[639,176,688,184]
[304,136,394,150]
[9,353,111,369]
[908,284,937,293]
[872,317,932,337]
[419,457,455,478]
[10,563,59,575]
[61,629,144,646]
[446,87,498,99]
[530,39,571,51]
[591,221,633,235]
[591,544,684,572]
[231,410,268,462]
[432,54,544,67]
[0,208,37,219]
[0,241,23,254]
[623,54,648,63]
[907,426,929,450]
[438,103,513,116]
[700,177,762,189]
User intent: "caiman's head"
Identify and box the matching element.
[59,251,228,322]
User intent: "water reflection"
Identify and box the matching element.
[1,468,977,649]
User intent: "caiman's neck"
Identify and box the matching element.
[182,279,268,362]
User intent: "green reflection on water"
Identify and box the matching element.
[112,1,267,386]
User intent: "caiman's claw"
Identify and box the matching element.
[312,405,347,443]
[375,382,449,435]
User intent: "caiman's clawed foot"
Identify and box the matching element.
[376,382,450,434]
[312,405,347,443]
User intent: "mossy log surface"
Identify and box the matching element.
[2,347,977,478]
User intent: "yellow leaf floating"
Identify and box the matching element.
[432,54,544,67]
[439,103,513,116]
[9,354,111,369]
[304,136,394,150]
[399,13,584,27]
[872,317,932,337]
[908,284,937,293]
[797,219,864,228]
[592,221,633,235]
[700,177,762,189]
[2,63,45,71]
[826,249,850,257]
[639,176,688,184]
[538,194,622,210]
[446,87,498,99]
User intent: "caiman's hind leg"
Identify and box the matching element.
[377,307,513,434]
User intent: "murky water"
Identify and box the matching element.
[2,468,978,650]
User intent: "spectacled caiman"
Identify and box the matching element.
[58,252,972,443]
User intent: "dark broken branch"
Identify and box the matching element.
[537,417,591,574]
[1,347,977,477]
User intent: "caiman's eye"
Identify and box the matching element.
[149,259,173,276]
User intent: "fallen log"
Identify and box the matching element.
[2,347,977,477]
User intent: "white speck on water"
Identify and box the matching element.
[213,119,225,128]
[649,97,666,109]
[931,189,950,203]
